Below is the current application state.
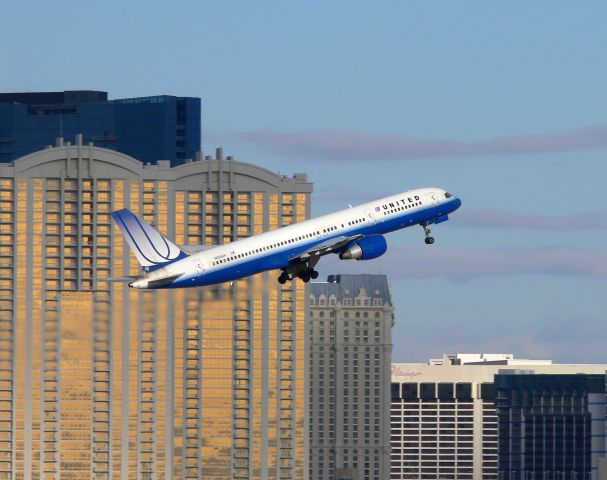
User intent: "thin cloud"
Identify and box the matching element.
[227,125,607,161]
[393,315,607,364]
[312,184,607,230]
[319,245,607,281]
[313,185,381,204]
[452,208,607,230]
[396,328,607,364]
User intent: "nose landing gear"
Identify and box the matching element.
[422,225,435,245]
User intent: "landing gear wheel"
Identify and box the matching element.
[310,270,319,280]
[278,272,288,284]
[422,225,434,245]
[298,270,311,283]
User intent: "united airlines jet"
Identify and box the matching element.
[111,187,461,289]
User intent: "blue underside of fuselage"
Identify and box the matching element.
[155,199,460,289]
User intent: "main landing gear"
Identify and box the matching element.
[278,268,319,284]
[278,257,320,284]
[422,225,435,245]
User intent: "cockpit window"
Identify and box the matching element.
[444,192,453,198]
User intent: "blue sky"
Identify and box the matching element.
[4,1,607,362]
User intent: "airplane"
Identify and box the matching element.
[111,187,461,289]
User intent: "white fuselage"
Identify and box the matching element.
[130,187,461,288]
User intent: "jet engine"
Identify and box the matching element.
[339,235,387,260]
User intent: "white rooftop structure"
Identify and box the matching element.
[428,353,552,366]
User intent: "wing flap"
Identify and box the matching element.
[289,234,363,263]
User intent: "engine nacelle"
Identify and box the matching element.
[339,235,387,261]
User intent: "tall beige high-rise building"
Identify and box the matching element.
[0,137,312,480]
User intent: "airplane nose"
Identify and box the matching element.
[453,197,462,209]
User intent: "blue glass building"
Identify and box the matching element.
[495,373,606,480]
[0,90,201,166]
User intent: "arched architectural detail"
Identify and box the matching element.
[12,144,145,178]
[5,143,310,194]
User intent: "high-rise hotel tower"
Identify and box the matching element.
[308,275,394,480]
[0,136,312,480]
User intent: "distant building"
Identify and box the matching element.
[0,138,311,480]
[309,274,394,480]
[391,356,607,480]
[496,372,607,480]
[0,90,201,165]
[428,353,552,366]
[602,372,607,480]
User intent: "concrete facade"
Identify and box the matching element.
[391,356,607,480]
[0,137,312,480]
[308,275,394,480]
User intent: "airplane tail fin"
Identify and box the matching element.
[111,208,188,271]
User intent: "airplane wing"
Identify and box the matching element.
[289,234,363,263]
